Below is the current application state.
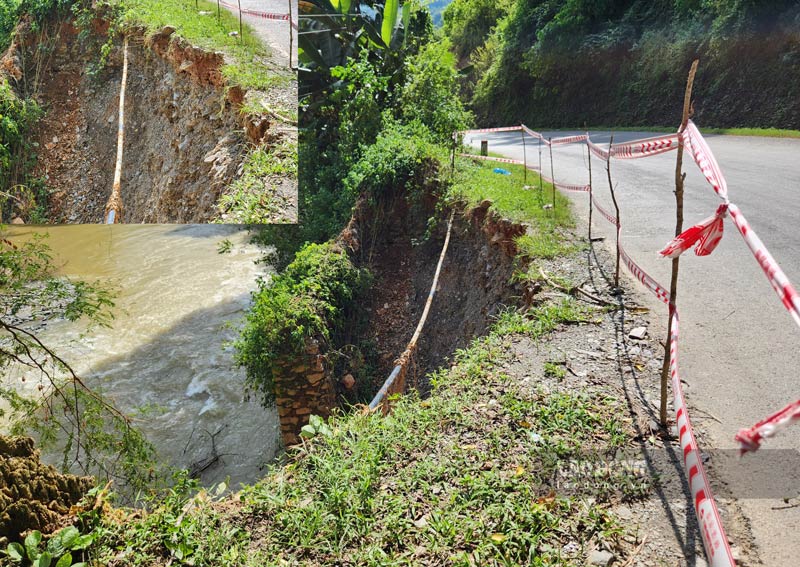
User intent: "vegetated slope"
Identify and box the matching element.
[445,0,800,129]
[0,0,297,224]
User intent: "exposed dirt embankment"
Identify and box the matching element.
[337,187,528,397]
[0,435,92,543]
[6,20,278,223]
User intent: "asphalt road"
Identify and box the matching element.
[222,0,297,65]
[468,131,800,565]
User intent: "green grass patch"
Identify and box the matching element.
[93,300,645,565]
[216,139,296,223]
[451,157,576,261]
[117,0,282,92]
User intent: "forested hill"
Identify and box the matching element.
[443,0,800,129]
[428,0,454,26]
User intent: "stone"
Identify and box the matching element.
[588,550,615,566]
[616,505,633,521]
[342,374,356,390]
[628,326,648,340]
[295,408,312,416]
[307,372,326,385]
[11,217,24,225]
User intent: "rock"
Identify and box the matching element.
[10,217,24,224]
[588,550,615,566]
[629,326,648,340]
[341,373,355,390]
[616,505,633,520]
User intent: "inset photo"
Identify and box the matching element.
[0,0,298,224]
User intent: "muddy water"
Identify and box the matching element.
[3,224,280,487]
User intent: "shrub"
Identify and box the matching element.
[235,242,371,404]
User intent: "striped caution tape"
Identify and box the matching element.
[669,309,736,567]
[550,133,589,145]
[653,122,800,453]
[219,0,290,21]
[611,133,679,159]
[459,126,524,135]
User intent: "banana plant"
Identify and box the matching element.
[298,0,415,99]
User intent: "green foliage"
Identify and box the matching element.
[0,79,45,222]
[3,525,93,566]
[118,0,276,91]
[442,0,510,59]
[235,242,371,404]
[400,39,472,142]
[216,140,297,224]
[93,471,246,567]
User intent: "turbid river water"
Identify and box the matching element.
[2,224,280,487]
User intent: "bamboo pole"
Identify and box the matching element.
[104,36,129,224]
[605,135,620,288]
[237,0,243,37]
[217,0,221,22]
[659,59,700,426]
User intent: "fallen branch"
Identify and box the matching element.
[538,267,617,308]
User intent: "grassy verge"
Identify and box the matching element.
[118,0,288,91]
[450,157,576,261]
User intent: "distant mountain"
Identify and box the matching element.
[428,0,454,26]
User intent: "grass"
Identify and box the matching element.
[450,157,576,261]
[216,138,296,223]
[118,0,286,92]
[92,302,648,566]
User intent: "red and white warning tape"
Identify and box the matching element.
[550,133,588,145]
[654,121,800,453]
[669,309,736,567]
[459,126,524,135]
[611,133,679,159]
[219,0,291,21]
[464,121,743,564]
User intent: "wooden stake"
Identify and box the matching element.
[237,0,243,38]
[538,137,543,205]
[288,0,294,69]
[520,126,527,184]
[606,135,621,289]
[548,137,555,210]
[659,59,699,427]
[587,137,593,242]
[217,0,221,23]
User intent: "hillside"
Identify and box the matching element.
[444,0,800,128]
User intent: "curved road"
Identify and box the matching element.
[222,0,297,65]
[468,131,800,565]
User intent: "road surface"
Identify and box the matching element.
[222,0,297,65]
[468,130,800,565]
